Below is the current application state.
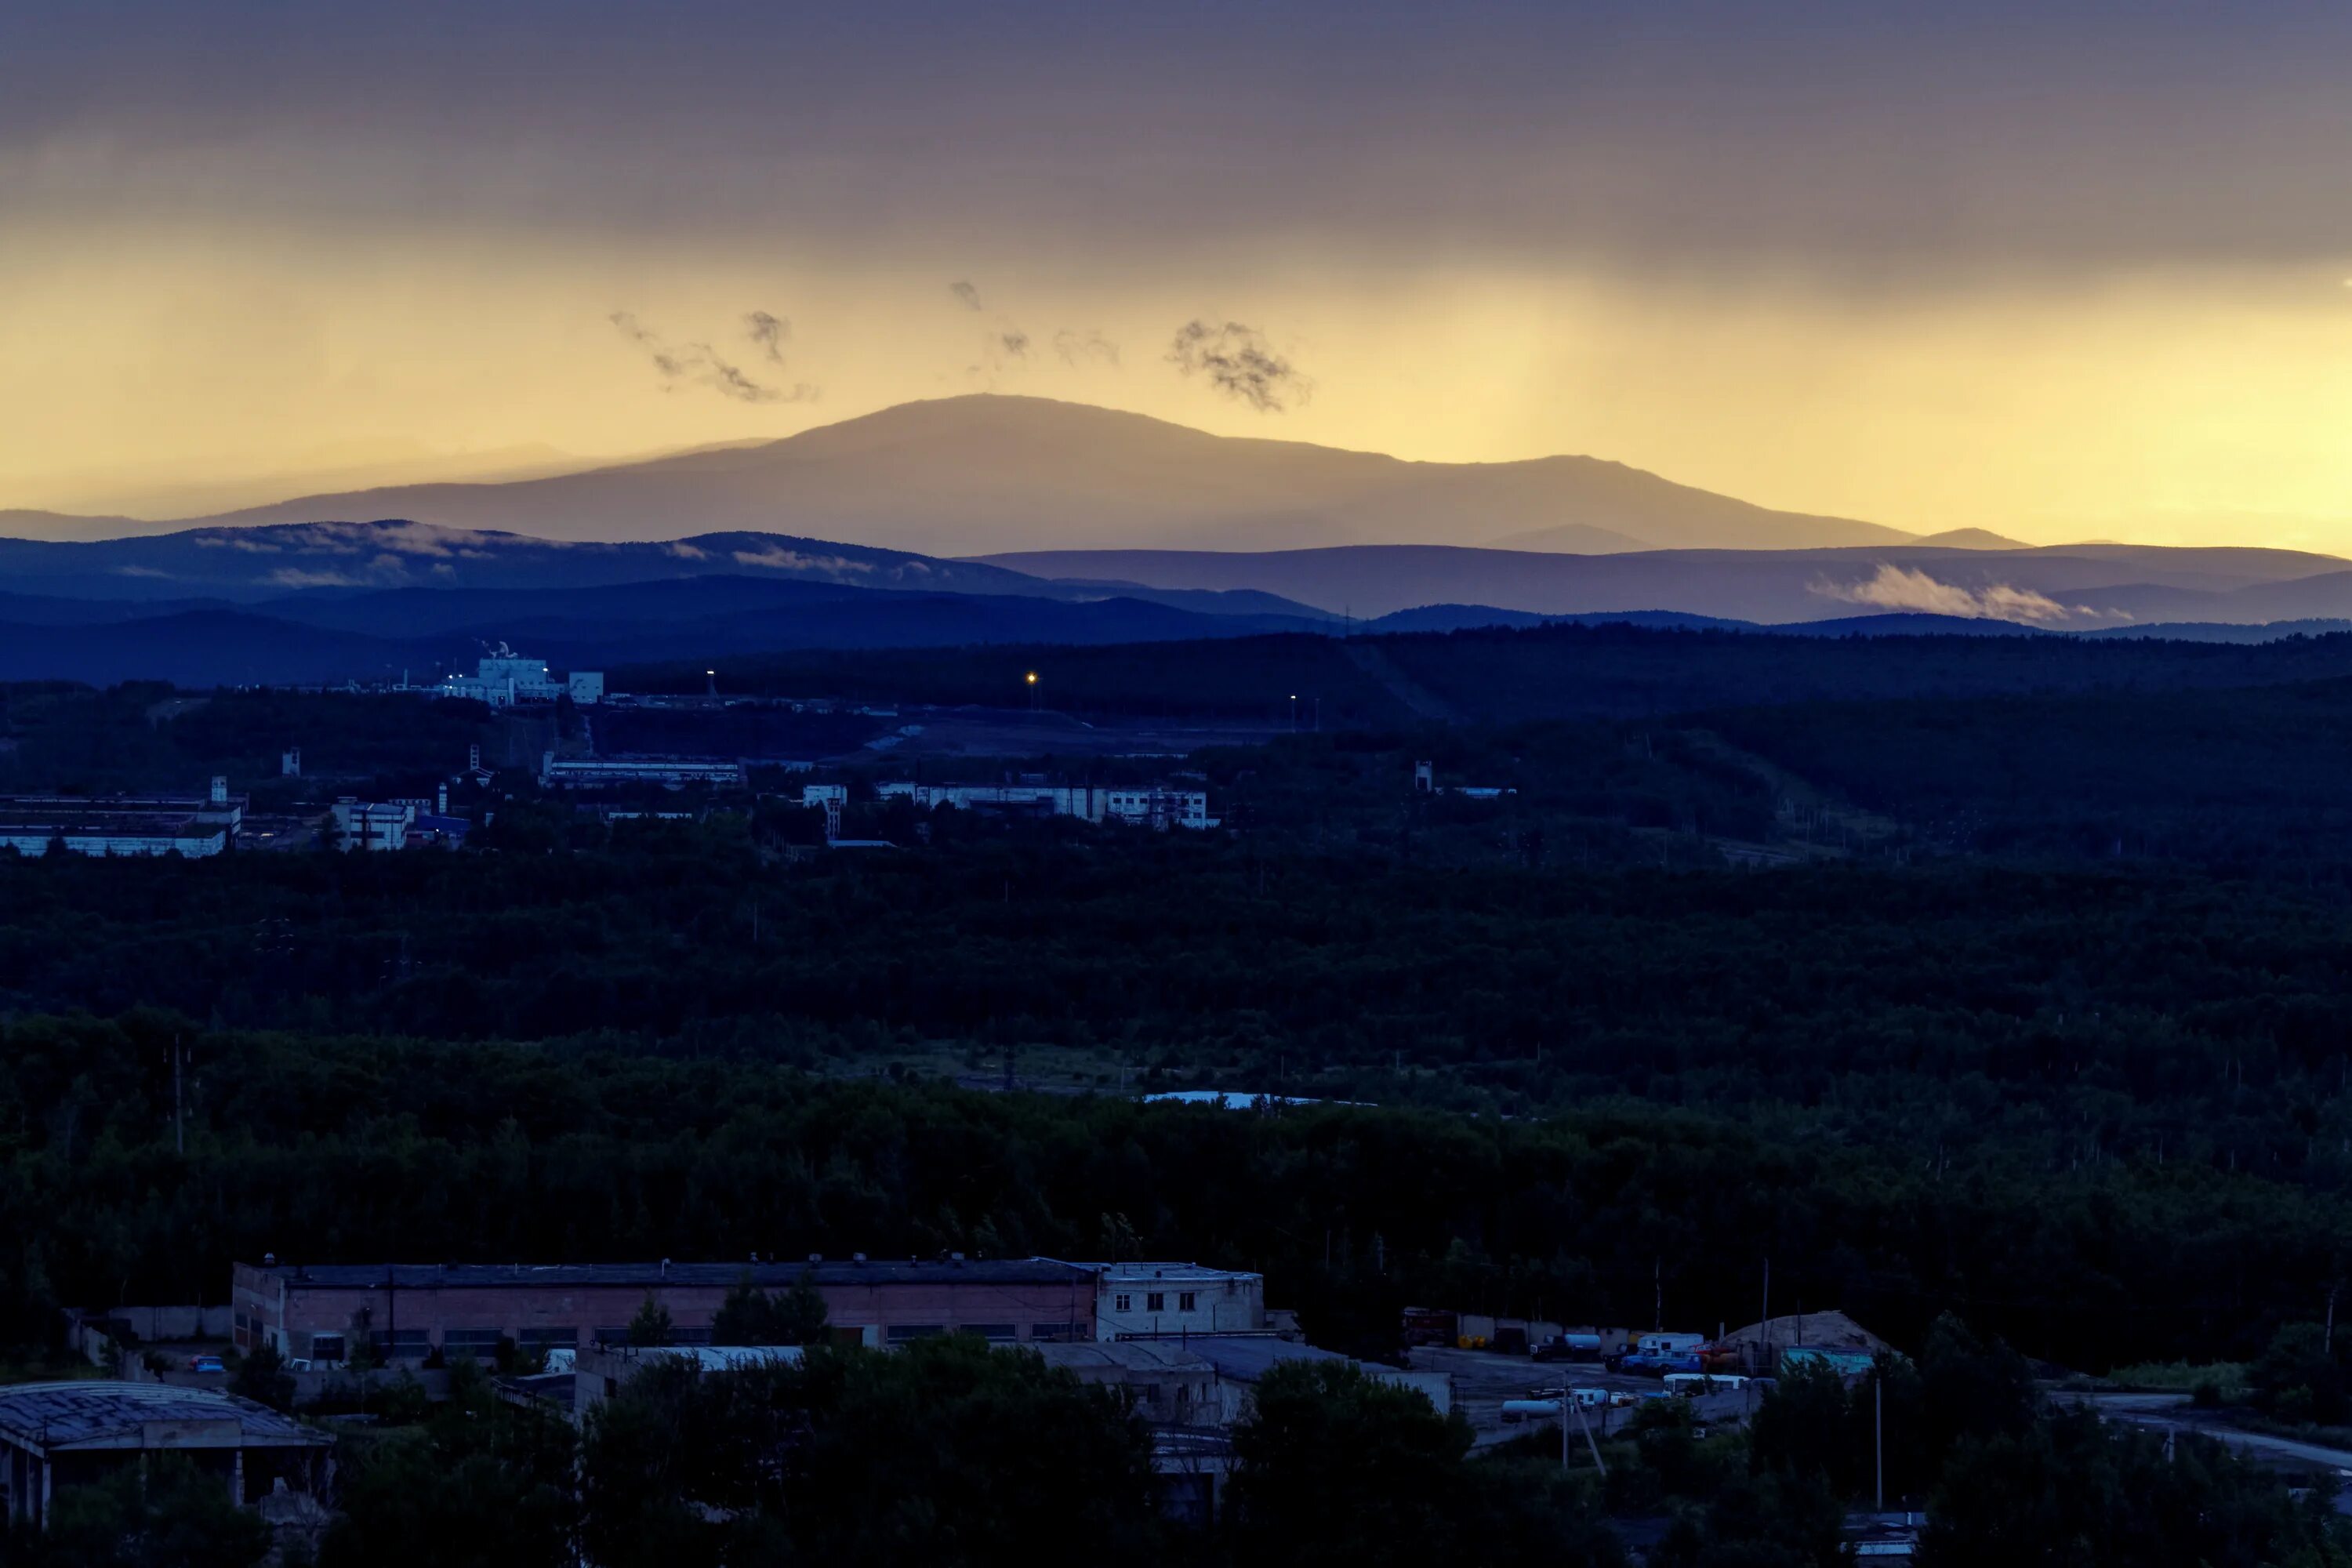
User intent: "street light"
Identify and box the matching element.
[1025,671,1039,710]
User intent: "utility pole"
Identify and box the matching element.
[1654,1257,1663,1332]
[1875,1373,1885,1512]
[1568,1395,1606,1475]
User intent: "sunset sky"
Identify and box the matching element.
[6,2,2352,546]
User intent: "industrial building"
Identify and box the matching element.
[867,782,1218,829]
[0,777,246,858]
[539,754,748,789]
[0,1383,331,1529]
[230,1258,1098,1363]
[1033,1340,1221,1426]
[330,797,415,851]
[1181,1337,1454,1421]
[435,651,603,708]
[568,1343,806,1417]
[1087,1261,1266,1340]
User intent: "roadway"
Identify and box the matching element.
[2062,1392,2352,1478]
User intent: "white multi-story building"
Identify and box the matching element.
[1088,1263,1265,1340]
[876,782,1217,829]
[435,650,603,707]
[0,777,246,858]
[1103,788,1217,830]
[541,754,746,789]
[0,815,227,858]
[332,798,415,851]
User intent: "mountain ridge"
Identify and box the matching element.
[3,395,1918,556]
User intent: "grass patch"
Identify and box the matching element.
[2104,1361,2249,1399]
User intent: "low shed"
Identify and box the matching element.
[0,1382,330,1529]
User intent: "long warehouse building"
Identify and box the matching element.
[232,1257,1100,1362]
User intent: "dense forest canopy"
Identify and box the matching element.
[7,627,2352,1563]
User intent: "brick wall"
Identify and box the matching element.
[232,1265,1095,1361]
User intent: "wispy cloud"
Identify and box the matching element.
[609,310,817,403]
[743,310,789,365]
[1167,320,1310,412]
[731,546,877,574]
[1054,328,1120,366]
[949,280,984,312]
[1811,563,2122,624]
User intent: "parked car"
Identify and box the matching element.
[187,1355,225,1373]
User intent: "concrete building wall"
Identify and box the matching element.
[1094,1265,1265,1341]
[330,800,412,851]
[0,829,225,858]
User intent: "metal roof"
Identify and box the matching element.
[1183,1338,1351,1381]
[1091,1261,1263,1284]
[0,1382,325,1454]
[1032,1341,1216,1375]
[245,1258,1093,1291]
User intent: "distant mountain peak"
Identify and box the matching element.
[1911,527,2032,550]
[0,396,1918,557]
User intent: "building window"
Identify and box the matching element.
[441,1329,504,1359]
[886,1324,946,1345]
[959,1324,1018,1344]
[1114,1294,1131,1313]
[369,1330,432,1360]
[519,1327,578,1350]
[1178,1293,1197,1312]
[307,1334,346,1363]
[1031,1322,1084,1341]
[1145,1293,1165,1313]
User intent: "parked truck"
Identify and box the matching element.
[1608,1332,1708,1373]
[1400,1307,1458,1348]
[1531,1332,1604,1363]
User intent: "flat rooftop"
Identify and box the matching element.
[0,1382,324,1452]
[1093,1261,1263,1283]
[244,1258,1094,1291]
[1182,1338,1351,1381]
[1033,1341,1215,1374]
[0,816,223,839]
